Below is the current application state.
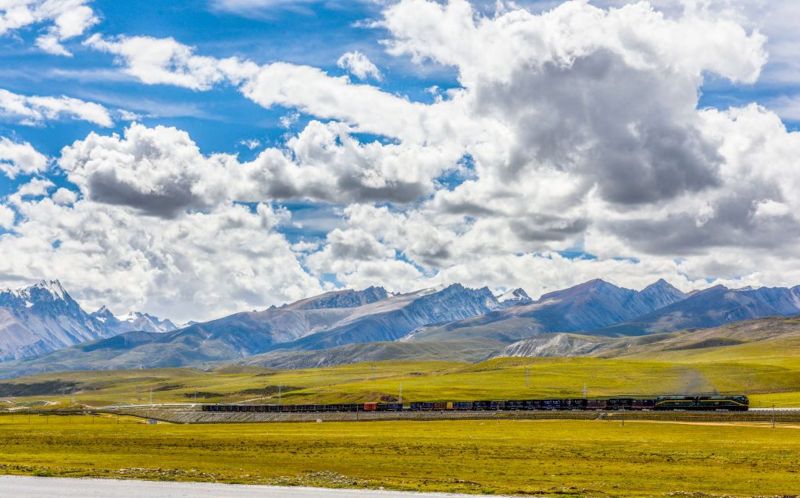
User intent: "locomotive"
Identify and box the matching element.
[201,395,749,413]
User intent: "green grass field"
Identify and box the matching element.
[3,354,800,409]
[0,415,798,496]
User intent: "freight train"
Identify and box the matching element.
[202,395,749,413]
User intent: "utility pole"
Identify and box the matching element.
[278,385,282,406]
[525,368,530,388]
[583,384,588,399]
[399,383,403,405]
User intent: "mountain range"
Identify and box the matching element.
[1,278,800,376]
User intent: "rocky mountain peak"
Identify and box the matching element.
[292,286,389,310]
[497,288,533,307]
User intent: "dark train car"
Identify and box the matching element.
[519,400,539,410]
[606,398,635,411]
[504,400,527,411]
[453,401,474,410]
[540,399,562,410]
[586,399,606,410]
[377,403,404,411]
[564,399,587,410]
[632,398,656,410]
[410,402,435,411]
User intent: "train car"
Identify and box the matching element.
[540,399,561,410]
[504,400,526,411]
[453,401,474,411]
[586,399,605,410]
[606,398,635,411]
[564,399,587,410]
[654,395,749,411]
[632,398,656,411]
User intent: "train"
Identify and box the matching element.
[201,395,749,413]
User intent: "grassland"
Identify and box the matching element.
[3,354,800,410]
[0,414,798,496]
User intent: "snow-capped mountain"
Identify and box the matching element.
[90,307,177,334]
[0,280,109,361]
[496,288,533,307]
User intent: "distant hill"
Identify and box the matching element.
[494,316,800,361]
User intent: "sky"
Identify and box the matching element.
[0,0,799,322]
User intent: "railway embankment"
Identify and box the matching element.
[107,407,800,424]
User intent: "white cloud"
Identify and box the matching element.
[0,88,114,127]
[14,0,800,317]
[208,0,361,17]
[84,34,256,90]
[0,0,98,56]
[1,192,320,322]
[239,138,261,150]
[59,123,237,218]
[0,137,48,178]
[51,188,78,206]
[0,204,15,229]
[337,51,383,81]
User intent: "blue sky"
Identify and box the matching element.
[1,0,799,321]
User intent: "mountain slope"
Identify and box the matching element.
[407,279,687,343]
[492,316,800,363]
[243,340,496,369]
[283,284,500,351]
[1,284,497,373]
[0,281,109,361]
[601,285,800,335]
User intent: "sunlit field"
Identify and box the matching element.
[0,415,798,496]
[4,352,800,409]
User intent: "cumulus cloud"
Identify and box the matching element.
[0,137,48,178]
[0,88,114,127]
[59,123,236,218]
[58,120,460,217]
[13,0,800,317]
[242,120,461,203]
[0,193,320,321]
[0,204,15,229]
[0,0,98,56]
[337,51,383,81]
